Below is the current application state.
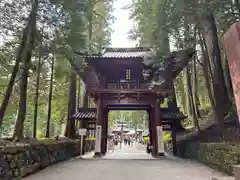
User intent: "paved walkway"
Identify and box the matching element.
[23,143,230,180]
[103,142,155,159]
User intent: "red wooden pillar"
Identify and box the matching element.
[172,122,177,156]
[105,109,109,154]
[147,109,153,145]
[150,105,157,157]
[101,107,108,155]
[94,98,104,157]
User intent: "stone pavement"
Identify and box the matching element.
[103,142,155,159]
[23,143,229,180]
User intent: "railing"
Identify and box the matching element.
[103,80,149,89]
[120,80,137,89]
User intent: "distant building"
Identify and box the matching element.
[111,121,135,135]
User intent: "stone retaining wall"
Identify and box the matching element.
[176,141,240,175]
[0,139,81,180]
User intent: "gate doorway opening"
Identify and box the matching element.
[107,110,149,156]
[95,103,163,158]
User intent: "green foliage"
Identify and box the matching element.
[86,137,96,140]
[143,136,149,144]
[0,0,113,138]
[143,132,171,144]
[163,131,172,142]
[108,110,148,130]
[128,0,238,131]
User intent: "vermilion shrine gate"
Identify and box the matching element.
[71,47,195,157]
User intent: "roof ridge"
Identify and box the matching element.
[104,47,152,52]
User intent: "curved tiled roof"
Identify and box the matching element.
[72,110,186,121]
[72,111,96,120]
[74,47,153,59]
[101,47,152,58]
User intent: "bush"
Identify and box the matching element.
[143,131,172,144]
[86,137,96,140]
[163,131,171,142]
[143,136,149,144]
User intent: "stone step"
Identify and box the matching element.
[211,177,235,180]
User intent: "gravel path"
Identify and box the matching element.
[23,143,229,180]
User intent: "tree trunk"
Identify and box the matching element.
[204,13,231,114]
[234,0,240,15]
[169,81,178,108]
[192,55,201,118]
[192,28,201,118]
[183,69,192,116]
[198,31,216,113]
[87,1,93,50]
[77,78,81,108]
[223,55,234,100]
[0,3,34,125]
[154,13,177,110]
[183,15,194,117]
[186,66,200,131]
[33,54,41,138]
[203,13,231,135]
[202,33,217,107]
[83,93,89,108]
[13,0,38,140]
[65,66,77,138]
[46,57,54,138]
[81,3,94,110]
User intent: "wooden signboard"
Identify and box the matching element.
[78,128,87,136]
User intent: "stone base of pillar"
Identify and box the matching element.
[151,151,156,157]
[94,152,102,158]
[151,152,165,157]
[173,149,177,156]
[157,152,165,157]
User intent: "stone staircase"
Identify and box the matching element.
[212,165,240,180]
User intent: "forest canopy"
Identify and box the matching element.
[0,0,239,140]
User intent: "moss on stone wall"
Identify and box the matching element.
[176,141,240,175]
[0,138,81,180]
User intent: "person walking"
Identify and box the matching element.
[131,137,134,146]
[108,137,114,152]
[124,137,127,145]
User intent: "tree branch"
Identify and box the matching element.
[196,57,204,67]
[93,10,107,22]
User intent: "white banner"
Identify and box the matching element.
[95,125,102,153]
[156,126,164,153]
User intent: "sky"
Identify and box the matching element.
[110,0,137,48]
[0,0,136,48]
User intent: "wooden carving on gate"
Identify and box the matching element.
[110,93,142,104]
